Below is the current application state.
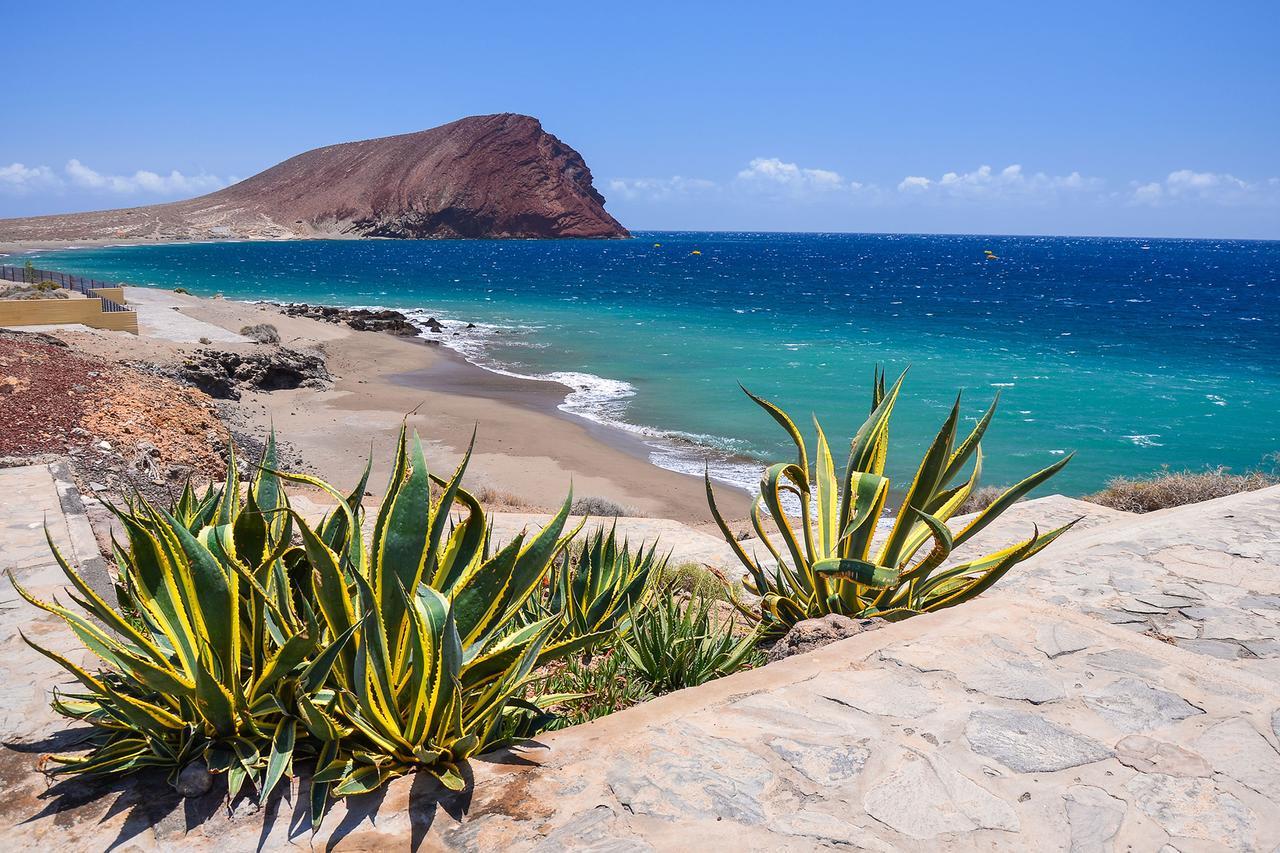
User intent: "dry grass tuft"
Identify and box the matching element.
[570,495,636,517]
[471,483,529,510]
[1085,466,1278,513]
[958,485,1005,515]
[240,323,281,344]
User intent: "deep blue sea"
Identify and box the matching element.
[19,232,1280,497]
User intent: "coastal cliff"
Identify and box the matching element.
[0,114,629,242]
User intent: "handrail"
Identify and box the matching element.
[0,264,135,313]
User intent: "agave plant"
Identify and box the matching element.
[13,424,602,825]
[275,427,594,819]
[523,524,666,649]
[621,590,761,693]
[706,369,1075,636]
[10,436,341,804]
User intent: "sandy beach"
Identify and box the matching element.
[48,285,751,524]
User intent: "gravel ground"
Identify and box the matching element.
[0,330,233,504]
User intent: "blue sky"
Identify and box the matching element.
[4,1,1278,238]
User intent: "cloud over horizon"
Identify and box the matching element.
[0,159,230,199]
[610,159,1279,224]
[1128,170,1280,207]
[896,164,1103,201]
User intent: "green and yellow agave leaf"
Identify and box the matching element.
[952,453,1076,548]
[710,370,1072,635]
[259,717,296,804]
[812,558,899,587]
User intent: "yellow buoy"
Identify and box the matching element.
[691,250,702,255]
[654,243,662,247]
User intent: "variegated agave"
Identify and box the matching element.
[707,369,1075,637]
[11,435,339,806]
[523,524,667,650]
[284,428,593,816]
[13,426,594,826]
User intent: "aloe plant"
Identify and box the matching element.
[621,590,761,693]
[706,369,1075,636]
[272,427,596,819]
[524,524,666,649]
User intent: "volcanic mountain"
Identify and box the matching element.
[0,114,629,242]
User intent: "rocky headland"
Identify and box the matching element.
[0,114,629,244]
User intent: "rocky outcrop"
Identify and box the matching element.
[0,114,628,242]
[279,303,421,336]
[177,348,330,400]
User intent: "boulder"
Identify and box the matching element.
[766,614,885,663]
[178,348,331,400]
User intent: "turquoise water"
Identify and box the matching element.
[19,233,1280,496]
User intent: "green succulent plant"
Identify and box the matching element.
[621,590,760,693]
[706,369,1076,637]
[524,524,666,650]
[12,426,596,826]
[11,436,337,804]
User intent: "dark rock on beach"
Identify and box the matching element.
[280,303,421,336]
[177,348,331,400]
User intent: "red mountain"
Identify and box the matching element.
[0,114,628,242]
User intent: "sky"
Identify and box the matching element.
[3,1,1278,238]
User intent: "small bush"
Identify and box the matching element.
[473,483,527,508]
[658,561,734,602]
[240,323,280,344]
[621,590,762,693]
[571,495,634,517]
[534,652,654,730]
[958,485,1005,515]
[1086,467,1278,513]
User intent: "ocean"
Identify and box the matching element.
[19,232,1279,497]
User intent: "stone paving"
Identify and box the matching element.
[123,286,249,343]
[1,467,1277,851]
[1001,486,1280,685]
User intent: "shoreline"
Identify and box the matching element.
[38,285,753,524]
[0,229,767,504]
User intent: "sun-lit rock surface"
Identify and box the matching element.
[2,468,1277,850]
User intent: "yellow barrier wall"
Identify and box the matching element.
[89,287,126,304]
[0,298,139,334]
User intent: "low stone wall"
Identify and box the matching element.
[0,296,138,333]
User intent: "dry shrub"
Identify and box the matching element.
[1086,467,1278,513]
[472,483,528,509]
[958,485,1005,515]
[240,323,281,344]
[571,495,635,517]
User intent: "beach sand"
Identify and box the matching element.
[50,286,750,524]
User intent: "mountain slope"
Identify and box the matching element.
[0,114,628,242]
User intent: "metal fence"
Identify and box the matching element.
[0,264,134,313]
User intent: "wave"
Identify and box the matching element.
[397,308,763,494]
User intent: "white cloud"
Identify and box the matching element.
[0,159,228,198]
[1129,169,1276,206]
[897,164,1102,201]
[65,159,226,195]
[0,162,61,194]
[607,175,716,201]
[736,157,850,194]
